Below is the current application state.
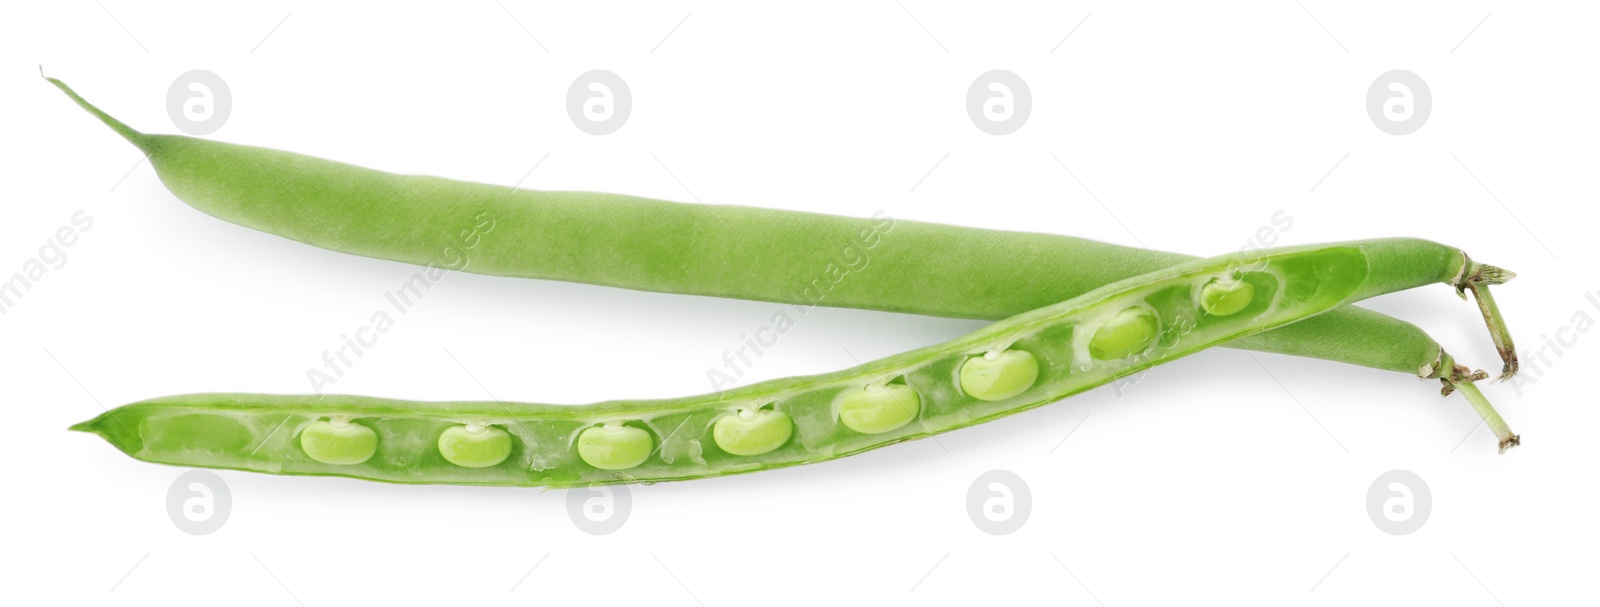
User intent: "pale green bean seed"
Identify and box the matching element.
[577,424,653,470]
[438,424,513,468]
[959,350,1039,401]
[1089,307,1160,360]
[713,408,795,455]
[838,384,921,434]
[1201,278,1255,316]
[300,419,377,465]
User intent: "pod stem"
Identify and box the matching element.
[1453,255,1519,381]
[1453,382,1519,453]
[1433,352,1519,453]
[40,68,150,150]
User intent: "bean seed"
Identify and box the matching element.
[300,419,377,466]
[438,424,513,468]
[838,384,921,434]
[577,424,654,471]
[958,350,1039,401]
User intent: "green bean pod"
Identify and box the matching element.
[71,243,1518,486]
[46,77,1516,380]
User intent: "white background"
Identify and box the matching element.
[3,2,1595,605]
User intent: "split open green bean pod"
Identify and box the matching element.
[72,243,1517,486]
[46,77,1517,380]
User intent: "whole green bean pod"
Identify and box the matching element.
[72,241,1518,487]
[46,77,1516,380]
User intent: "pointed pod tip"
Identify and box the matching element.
[45,75,149,148]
